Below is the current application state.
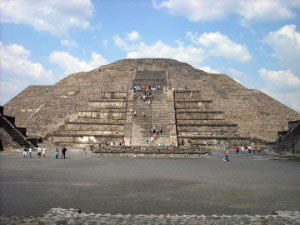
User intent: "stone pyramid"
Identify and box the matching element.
[3,58,300,148]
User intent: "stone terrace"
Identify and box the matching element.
[47,92,128,148]
[174,91,249,147]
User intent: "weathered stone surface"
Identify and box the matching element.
[0,106,35,149]
[1,208,299,225]
[3,58,300,147]
[270,120,300,153]
[92,145,211,156]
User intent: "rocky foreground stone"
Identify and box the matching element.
[1,208,299,225]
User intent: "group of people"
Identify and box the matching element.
[54,146,68,159]
[133,85,164,92]
[22,146,67,159]
[145,127,163,143]
[22,146,46,158]
[234,145,260,155]
[224,144,261,162]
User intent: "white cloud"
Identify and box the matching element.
[0,79,28,105]
[266,24,300,74]
[127,31,140,41]
[153,0,233,21]
[232,78,242,84]
[127,41,204,66]
[262,87,300,112]
[226,68,248,78]
[259,68,300,112]
[114,31,251,66]
[0,42,53,81]
[0,0,94,35]
[198,66,221,74]
[49,51,108,74]
[187,32,251,62]
[102,40,108,47]
[113,36,129,48]
[153,0,300,22]
[60,39,79,49]
[259,68,300,88]
[114,35,205,67]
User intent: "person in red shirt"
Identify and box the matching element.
[234,146,240,155]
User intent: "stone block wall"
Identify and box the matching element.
[271,121,300,154]
[93,145,211,155]
[174,91,249,148]
[46,92,128,147]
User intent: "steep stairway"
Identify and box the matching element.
[130,91,171,146]
[0,106,36,149]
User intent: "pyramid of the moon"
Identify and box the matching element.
[3,58,300,148]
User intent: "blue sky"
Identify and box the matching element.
[0,0,300,112]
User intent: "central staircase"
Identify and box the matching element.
[130,91,171,146]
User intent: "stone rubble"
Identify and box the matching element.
[1,208,299,225]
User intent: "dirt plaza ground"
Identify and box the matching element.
[0,149,300,217]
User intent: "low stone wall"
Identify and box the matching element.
[1,208,299,225]
[92,145,211,157]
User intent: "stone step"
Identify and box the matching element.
[177,125,237,132]
[176,108,213,112]
[178,135,248,139]
[90,92,127,100]
[177,119,226,125]
[70,117,126,124]
[132,130,170,136]
[54,130,125,136]
[88,101,127,109]
[176,111,224,113]
[175,100,212,103]
[89,99,127,102]
[178,136,249,146]
[176,111,225,120]
[178,131,236,137]
[77,112,127,120]
[49,134,125,145]
[175,102,211,110]
[65,123,124,132]
[79,109,127,113]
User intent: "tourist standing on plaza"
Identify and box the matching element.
[252,145,256,155]
[224,148,229,162]
[55,146,59,159]
[22,146,27,158]
[62,147,67,159]
[248,145,252,154]
[38,147,42,158]
[42,147,46,158]
[28,147,32,158]
[234,145,239,155]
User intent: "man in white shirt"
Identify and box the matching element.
[37,147,42,158]
[29,147,32,158]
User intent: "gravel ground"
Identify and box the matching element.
[0,149,300,217]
